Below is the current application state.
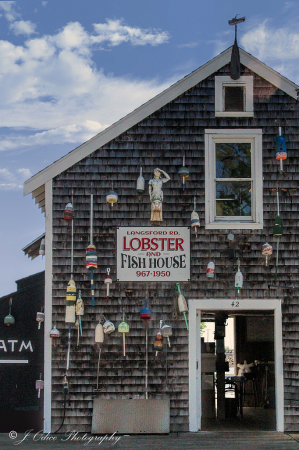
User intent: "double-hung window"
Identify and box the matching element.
[205,129,263,229]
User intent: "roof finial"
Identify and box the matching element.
[228,15,245,80]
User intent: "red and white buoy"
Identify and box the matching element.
[206,261,215,278]
[262,243,273,266]
[64,202,74,221]
[50,325,60,347]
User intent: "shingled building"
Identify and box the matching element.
[24,46,299,433]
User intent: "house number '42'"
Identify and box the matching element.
[231,301,239,307]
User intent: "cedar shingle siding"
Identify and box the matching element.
[51,63,299,432]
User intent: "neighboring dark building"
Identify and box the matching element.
[0,271,45,432]
[24,46,299,433]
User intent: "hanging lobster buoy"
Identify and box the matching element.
[161,323,172,347]
[50,325,60,346]
[36,308,45,329]
[35,373,44,399]
[86,244,97,306]
[4,298,15,326]
[206,261,215,278]
[103,318,115,334]
[39,238,45,257]
[235,260,243,295]
[64,202,74,221]
[140,299,152,324]
[176,283,189,330]
[86,194,97,307]
[273,189,283,237]
[191,196,200,237]
[95,322,104,343]
[276,127,287,172]
[262,243,273,266]
[75,290,84,345]
[136,167,145,194]
[106,189,118,207]
[95,322,104,391]
[140,298,151,399]
[191,210,200,237]
[65,279,76,324]
[104,268,112,302]
[178,154,189,191]
[118,318,129,357]
[154,331,163,356]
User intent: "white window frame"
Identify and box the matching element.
[215,76,254,117]
[205,129,263,230]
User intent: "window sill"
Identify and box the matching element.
[215,111,254,117]
[205,221,263,230]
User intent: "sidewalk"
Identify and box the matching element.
[1,431,299,450]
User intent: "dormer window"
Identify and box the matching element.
[224,86,244,111]
[215,76,253,117]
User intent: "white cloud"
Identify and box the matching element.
[240,21,299,82]
[10,20,37,36]
[42,1,47,6]
[0,1,20,22]
[0,167,31,188]
[178,42,199,49]
[0,20,173,151]
[241,21,299,61]
[0,182,22,190]
[92,18,170,47]
[17,168,32,178]
[0,168,14,180]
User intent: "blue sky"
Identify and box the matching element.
[0,0,298,296]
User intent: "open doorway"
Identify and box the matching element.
[189,299,283,432]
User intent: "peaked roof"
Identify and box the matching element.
[24,46,299,211]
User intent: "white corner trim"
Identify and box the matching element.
[44,179,53,433]
[188,299,284,432]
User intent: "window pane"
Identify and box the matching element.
[216,143,251,178]
[216,181,251,216]
[224,86,245,111]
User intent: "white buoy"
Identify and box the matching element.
[95,322,104,391]
[235,260,243,295]
[136,167,145,194]
[95,323,104,343]
[191,197,200,237]
[39,238,45,256]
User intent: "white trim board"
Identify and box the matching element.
[24,47,298,199]
[188,299,284,433]
[44,179,53,433]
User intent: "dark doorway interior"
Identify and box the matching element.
[201,309,276,431]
